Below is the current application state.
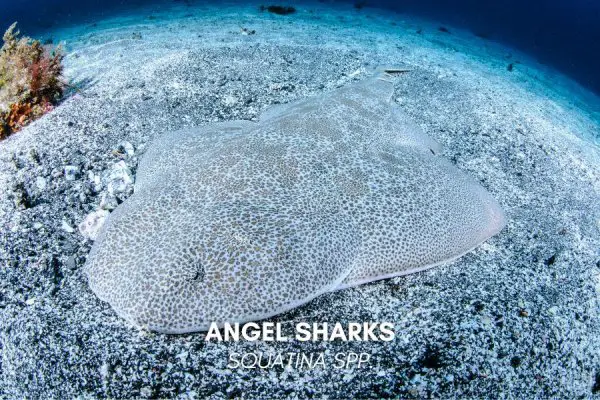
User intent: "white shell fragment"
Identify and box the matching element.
[79,209,110,241]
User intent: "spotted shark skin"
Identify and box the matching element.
[84,69,505,333]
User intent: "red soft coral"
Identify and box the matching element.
[29,46,64,103]
[0,23,65,138]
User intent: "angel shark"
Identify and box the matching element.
[84,68,506,333]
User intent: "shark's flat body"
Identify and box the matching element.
[85,70,505,333]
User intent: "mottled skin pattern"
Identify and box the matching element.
[85,70,505,333]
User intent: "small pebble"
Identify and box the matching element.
[35,177,47,190]
[120,141,135,157]
[64,166,79,181]
[107,161,134,195]
[61,220,75,233]
[99,193,118,210]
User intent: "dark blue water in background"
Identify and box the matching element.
[1,0,599,95]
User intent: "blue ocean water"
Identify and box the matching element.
[1,0,599,95]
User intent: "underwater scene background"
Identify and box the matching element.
[1,0,599,398]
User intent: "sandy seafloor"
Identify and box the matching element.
[1,1,600,398]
